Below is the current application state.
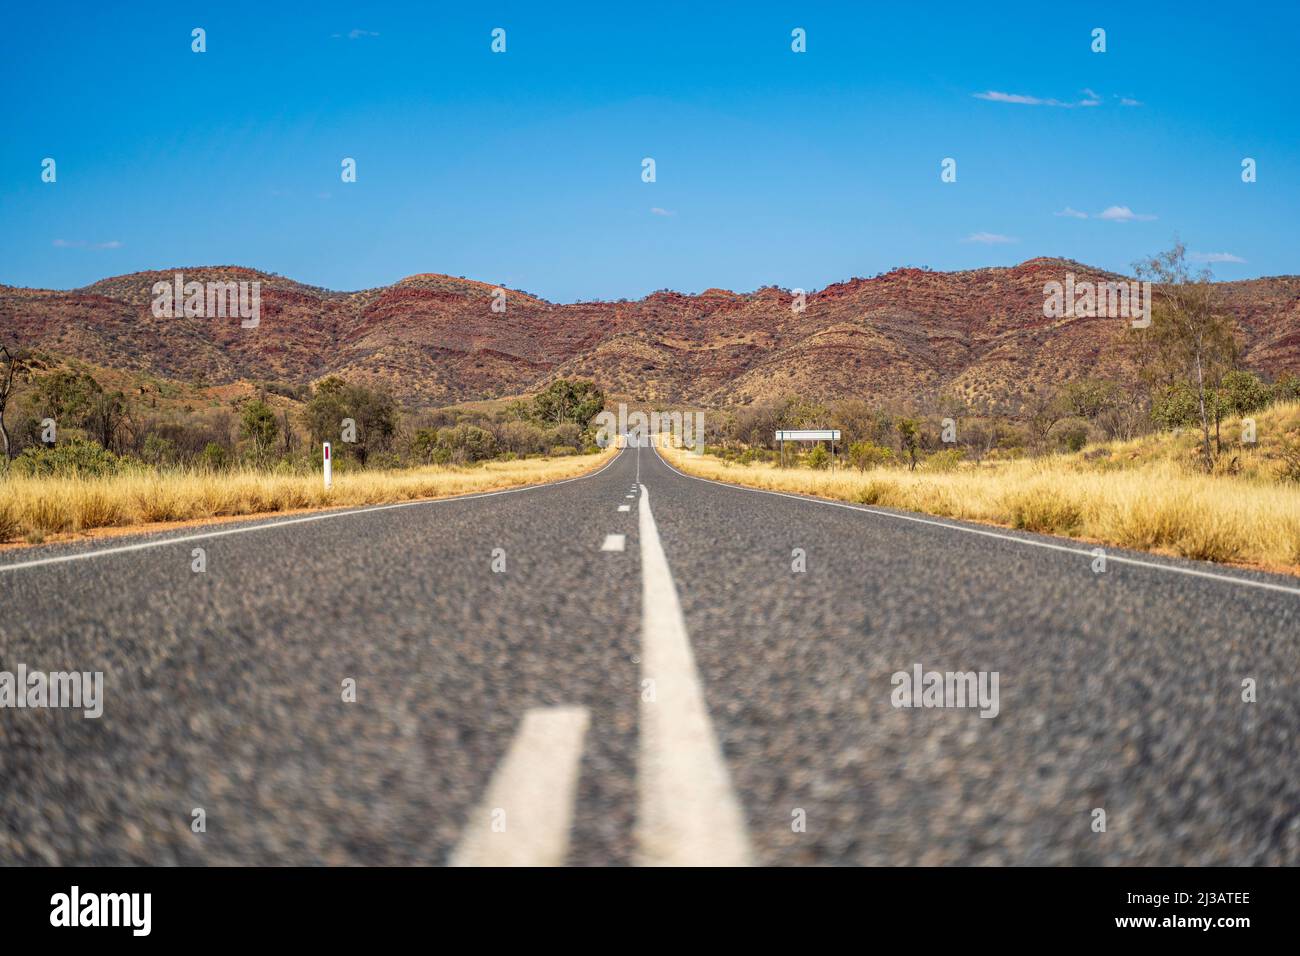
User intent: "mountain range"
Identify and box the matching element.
[2,259,1298,408]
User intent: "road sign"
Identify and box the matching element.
[775,429,840,441]
[776,429,840,468]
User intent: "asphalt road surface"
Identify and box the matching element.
[2,444,1297,865]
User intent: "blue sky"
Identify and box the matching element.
[1,1,1296,301]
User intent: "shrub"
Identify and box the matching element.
[495,420,548,456]
[141,433,177,466]
[1272,374,1300,403]
[1057,425,1089,453]
[806,445,831,470]
[1219,370,1270,415]
[200,442,229,471]
[1152,383,1199,430]
[432,424,496,463]
[923,448,964,472]
[11,437,129,478]
[1278,436,1300,484]
[542,422,582,453]
[848,441,894,471]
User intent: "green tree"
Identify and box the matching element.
[1133,242,1239,470]
[1218,370,1270,416]
[1151,382,1200,430]
[302,379,398,466]
[0,343,28,461]
[240,399,280,462]
[86,390,130,453]
[897,418,922,471]
[531,379,604,429]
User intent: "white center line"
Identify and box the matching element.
[449,706,590,867]
[635,484,753,866]
[618,505,631,512]
[601,534,626,552]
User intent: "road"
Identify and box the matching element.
[1,443,1298,865]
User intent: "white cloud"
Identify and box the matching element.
[1119,97,1142,107]
[331,29,379,39]
[974,89,1102,108]
[52,239,122,249]
[1096,205,1157,222]
[1190,251,1246,264]
[974,91,1061,106]
[963,232,1017,244]
[650,207,676,217]
[1054,207,1089,219]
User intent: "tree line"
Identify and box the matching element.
[0,357,607,476]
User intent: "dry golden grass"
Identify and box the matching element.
[661,439,1300,574]
[0,448,615,546]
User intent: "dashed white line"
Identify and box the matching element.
[601,534,626,552]
[635,484,753,866]
[449,706,590,867]
[618,505,631,512]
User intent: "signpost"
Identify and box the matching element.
[323,442,332,489]
[775,429,840,468]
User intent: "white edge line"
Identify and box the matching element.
[0,448,626,574]
[651,443,1300,598]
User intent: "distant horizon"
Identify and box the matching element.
[3,254,1294,305]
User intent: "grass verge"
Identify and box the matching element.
[660,443,1300,576]
[0,447,616,548]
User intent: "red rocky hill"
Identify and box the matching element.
[2,259,1297,407]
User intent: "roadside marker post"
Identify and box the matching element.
[323,442,332,489]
